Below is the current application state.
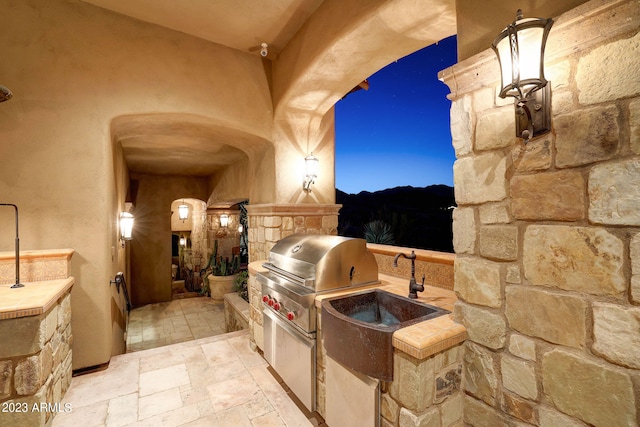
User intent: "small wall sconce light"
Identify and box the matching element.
[238,223,244,233]
[492,9,553,141]
[179,236,186,247]
[303,153,319,193]
[220,214,229,228]
[178,202,189,222]
[120,212,134,247]
[0,85,13,103]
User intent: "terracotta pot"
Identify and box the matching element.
[207,274,237,301]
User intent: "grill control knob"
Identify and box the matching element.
[262,295,269,303]
[273,302,281,311]
[287,312,295,321]
[268,299,274,307]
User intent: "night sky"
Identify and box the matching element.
[335,35,458,194]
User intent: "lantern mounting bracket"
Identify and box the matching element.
[515,83,551,141]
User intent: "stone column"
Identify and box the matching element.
[245,203,341,262]
[439,1,640,426]
[245,203,341,351]
[0,289,73,427]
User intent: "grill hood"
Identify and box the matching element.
[263,234,379,292]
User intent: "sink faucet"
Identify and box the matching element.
[393,250,425,299]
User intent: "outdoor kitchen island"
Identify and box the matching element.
[316,274,466,427]
[250,258,466,427]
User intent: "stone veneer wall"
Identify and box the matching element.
[367,244,455,291]
[317,313,464,426]
[0,292,73,427]
[245,203,340,351]
[0,250,74,427]
[439,1,640,426]
[380,345,463,427]
[223,292,249,333]
[245,204,340,262]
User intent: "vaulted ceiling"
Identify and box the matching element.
[78,0,456,180]
[79,0,325,177]
[80,0,324,56]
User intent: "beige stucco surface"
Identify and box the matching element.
[130,175,209,307]
[0,0,273,369]
[0,0,460,371]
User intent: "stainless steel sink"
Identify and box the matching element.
[321,289,449,381]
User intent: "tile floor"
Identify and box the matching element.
[53,330,316,427]
[126,297,227,353]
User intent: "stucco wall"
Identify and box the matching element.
[130,174,208,307]
[111,139,130,356]
[207,159,252,206]
[0,0,272,369]
[271,0,456,204]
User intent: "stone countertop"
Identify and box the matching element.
[0,248,75,261]
[315,273,466,360]
[0,277,74,320]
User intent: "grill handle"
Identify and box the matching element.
[262,262,315,287]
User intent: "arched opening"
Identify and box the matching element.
[335,36,458,252]
[111,112,261,352]
[170,198,207,298]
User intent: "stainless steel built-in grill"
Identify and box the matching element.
[257,234,379,411]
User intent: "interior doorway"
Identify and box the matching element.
[170,198,207,298]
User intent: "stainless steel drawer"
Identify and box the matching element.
[263,308,316,411]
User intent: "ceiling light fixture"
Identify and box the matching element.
[178,202,189,221]
[220,214,229,228]
[492,9,553,142]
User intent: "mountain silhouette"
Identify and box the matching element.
[336,185,455,252]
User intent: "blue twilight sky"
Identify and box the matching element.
[335,35,458,195]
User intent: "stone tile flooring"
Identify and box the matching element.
[126,297,227,353]
[53,330,316,426]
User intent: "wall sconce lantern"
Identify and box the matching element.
[178,202,189,222]
[179,236,186,247]
[303,153,319,193]
[492,9,553,141]
[220,214,229,228]
[119,212,134,247]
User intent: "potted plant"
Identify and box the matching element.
[233,270,249,302]
[200,240,240,301]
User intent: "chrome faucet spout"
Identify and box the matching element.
[392,250,424,299]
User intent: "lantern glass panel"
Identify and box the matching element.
[178,204,189,220]
[305,155,319,178]
[518,26,544,83]
[120,213,134,240]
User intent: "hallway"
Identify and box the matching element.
[53,330,316,426]
[126,297,227,353]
